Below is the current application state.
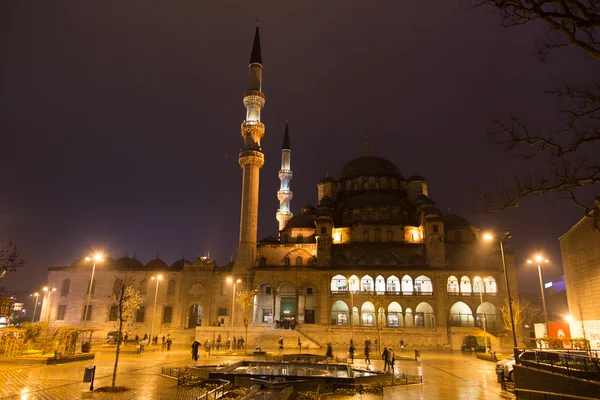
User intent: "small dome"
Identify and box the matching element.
[284,214,316,229]
[339,156,403,181]
[146,258,168,270]
[116,257,144,270]
[70,257,116,268]
[442,214,471,227]
[406,175,426,182]
[260,234,279,243]
[170,258,190,269]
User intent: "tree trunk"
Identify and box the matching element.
[245,322,248,355]
[112,290,124,388]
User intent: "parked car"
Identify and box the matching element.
[496,354,516,381]
[106,331,119,344]
[461,335,487,352]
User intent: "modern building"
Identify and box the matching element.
[559,198,600,349]
[40,25,518,348]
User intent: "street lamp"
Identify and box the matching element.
[483,232,518,349]
[527,255,549,336]
[42,286,57,325]
[83,253,104,328]
[227,277,241,351]
[349,278,356,344]
[30,292,40,322]
[150,274,163,345]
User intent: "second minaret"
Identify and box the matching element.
[276,121,293,232]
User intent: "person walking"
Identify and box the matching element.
[326,343,334,359]
[382,346,389,373]
[348,343,355,363]
[233,337,237,349]
[162,335,166,350]
[166,336,172,351]
[388,348,396,374]
[216,334,221,350]
[191,340,200,361]
[364,340,371,365]
[278,336,284,351]
[297,337,302,352]
[238,337,244,350]
[400,339,404,352]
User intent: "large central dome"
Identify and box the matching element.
[339,156,404,181]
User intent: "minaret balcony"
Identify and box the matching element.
[244,89,265,99]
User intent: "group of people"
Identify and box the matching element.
[121,332,171,349]
[275,318,296,330]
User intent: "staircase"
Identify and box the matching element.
[295,327,323,349]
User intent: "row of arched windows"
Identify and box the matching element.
[60,278,177,296]
[331,274,433,295]
[447,275,497,294]
[330,300,435,328]
[259,256,316,266]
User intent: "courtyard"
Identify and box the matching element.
[0,346,514,400]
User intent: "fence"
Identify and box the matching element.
[517,349,600,382]
[195,380,231,400]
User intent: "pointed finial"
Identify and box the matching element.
[249,23,262,65]
[365,136,370,156]
[282,120,290,149]
[156,251,159,259]
[256,19,260,27]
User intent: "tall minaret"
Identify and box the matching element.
[234,24,265,275]
[276,120,293,232]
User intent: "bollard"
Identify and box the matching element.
[414,349,420,360]
[83,365,96,391]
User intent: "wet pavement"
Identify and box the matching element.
[0,346,514,399]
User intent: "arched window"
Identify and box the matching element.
[295,256,303,266]
[460,276,472,294]
[167,279,176,295]
[283,257,290,266]
[405,308,414,327]
[360,275,374,292]
[361,302,375,326]
[331,300,349,325]
[375,275,386,294]
[401,275,413,294]
[139,280,148,295]
[484,276,497,293]
[297,234,304,243]
[259,257,266,266]
[473,276,484,293]
[388,302,403,327]
[449,301,474,327]
[348,275,359,292]
[87,279,96,295]
[61,279,70,296]
[415,302,435,328]
[374,229,381,241]
[476,302,502,330]
[414,275,433,294]
[447,276,459,294]
[331,275,348,292]
[386,275,400,294]
[363,230,370,241]
[386,230,393,241]
[113,279,123,295]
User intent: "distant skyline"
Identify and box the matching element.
[1,1,595,296]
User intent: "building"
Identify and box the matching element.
[40,25,518,348]
[559,199,600,349]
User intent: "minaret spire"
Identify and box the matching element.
[277,120,293,232]
[234,24,266,275]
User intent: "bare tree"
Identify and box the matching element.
[500,297,541,329]
[0,236,24,278]
[472,1,600,218]
[236,289,257,355]
[111,277,142,388]
[368,293,385,353]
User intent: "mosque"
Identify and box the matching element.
[41,26,517,348]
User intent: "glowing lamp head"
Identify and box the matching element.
[93,253,103,262]
[482,233,494,242]
[152,274,163,281]
[33,292,39,297]
[42,287,49,292]
[226,277,232,283]
[565,315,574,322]
[535,255,544,263]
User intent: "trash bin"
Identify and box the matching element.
[54,351,62,360]
[83,366,94,382]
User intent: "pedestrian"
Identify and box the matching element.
[124,333,129,343]
[400,339,404,352]
[388,348,396,374]
[191,340,200,361]
[153,336,158,346]
[233,336,237,349]
[348,343,355,363]
[162,335,166,350]
[326,343,333,359]
[216,334,221,350]
[135,334,139,344]
[364,341,371,365]
[166,336,172,351]
[297,337,302,352]
[382,346,389,372]
[278,336,284,351]
[238,337,244,350]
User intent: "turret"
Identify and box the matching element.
[406,175,428,204]
[317,175,337,203]
[276,121,293,232]
[235,23,266,275]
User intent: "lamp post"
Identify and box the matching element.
[42,286,57,325]
[83,253,104,328]
[150,274,163,345]
[527,255,549,336]
[475,278,488,351]
[30,292,40,322]
[227,277,241,351]
[483,232,518,349]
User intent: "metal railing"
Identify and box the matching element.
[517,349,600,382]
[195,380,231,400]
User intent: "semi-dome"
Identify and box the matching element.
[339,156,404,181]
[284,214,316,229]
[442,214,471,227]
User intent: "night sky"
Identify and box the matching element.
[1,1,596,296]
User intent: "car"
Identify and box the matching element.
[106,331,119,344]
[496,354,516,381]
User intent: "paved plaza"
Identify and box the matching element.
[0,346,514,400]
